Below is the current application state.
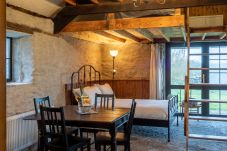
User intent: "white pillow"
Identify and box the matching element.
[95,83,114,95]
[72,88,81,98]
[83,86,102,105]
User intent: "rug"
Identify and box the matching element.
[123,120,227,151]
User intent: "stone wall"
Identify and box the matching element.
[101,43,151,80]
[6,6,152,116]
[7,33,102,116]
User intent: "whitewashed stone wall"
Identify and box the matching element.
[7,32,102,116]
[101,43,151,80]
[6,6,152,116]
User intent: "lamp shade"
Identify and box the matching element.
[110,50,118,57]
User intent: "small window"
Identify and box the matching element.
[6,38,12,82]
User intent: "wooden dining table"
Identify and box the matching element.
[24,105,130,151]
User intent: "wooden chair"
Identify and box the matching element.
[95,99,137,151]
[34,96,78,151]
[40,106,90,151]
[94,93,115,110]
[34,96,51,114]
[80,94,115,146]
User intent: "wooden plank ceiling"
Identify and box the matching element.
[58,0,227,44]
[7,0,227,44]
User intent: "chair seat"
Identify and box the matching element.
[66,127,79,136]
[47,135,90,151]
[96,132,126,144]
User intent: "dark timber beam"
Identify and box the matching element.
[53,0,227,33]
[57,0,227,16]
[53,7,76,33]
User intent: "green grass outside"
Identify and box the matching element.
[171,89,227,114]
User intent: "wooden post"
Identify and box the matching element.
[0,0,6,150]
[184,7,190,151]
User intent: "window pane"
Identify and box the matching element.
[171,89,184,112]
[220,55,227,59]
[190,70,201,84]
[171,47,187,85]
[190,47,202,54]
[209,60,219,68]
[220,60,227,68]
[209,72,219,84]
[220,46,227,53]
[190,90,201,99]
[6,38,11,58]
[220,72,227,84]
[190,56,202,68]
[6,59,10,80]
[209,90,221,115]
[210,55,219,59]
[220,91,227,115]
[209,46,219,53]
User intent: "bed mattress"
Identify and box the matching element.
[115,99,169,120]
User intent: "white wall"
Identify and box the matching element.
[6,6,153,116]
[6,7,103,116]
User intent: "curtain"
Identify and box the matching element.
[149,44,166,99]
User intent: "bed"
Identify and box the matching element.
[68,65,178,142]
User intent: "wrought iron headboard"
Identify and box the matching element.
[70,65,101,104]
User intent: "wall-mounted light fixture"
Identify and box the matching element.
[110,50,118,80]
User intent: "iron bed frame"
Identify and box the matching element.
[70,65,179,142]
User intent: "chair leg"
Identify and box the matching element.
[87,142,90,151]
[104,145,106,151]
[124,145,127,151]
[168,126,170,142]
[96,144,101,151]
[177,114,179,126]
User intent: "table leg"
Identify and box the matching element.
[109,125,117,151]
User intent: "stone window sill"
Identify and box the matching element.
[7,82,32,86]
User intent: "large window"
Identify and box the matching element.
[6,38,12,82]
[166,42,227,116]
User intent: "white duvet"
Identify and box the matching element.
[115,99,169,120]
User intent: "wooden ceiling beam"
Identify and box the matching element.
[202,33,207,40]
[180,27,187,42]
[53,7,76,33]
[135,29,153,41]
[65,0,76,6]
[154,36,227,43]
[94,31,126,43]
[53,0,227,33]
[148,28,170,42]
[190,26,226,33]
[114,30,141,42]
[62,15,184,32]
[59,0,227,16]
[220,33,226,39]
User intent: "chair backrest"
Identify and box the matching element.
[167,94,173,100]
[40,106,68,150]
[34,96,51,114]
[125,99,136,141]
[94,93,115,110]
